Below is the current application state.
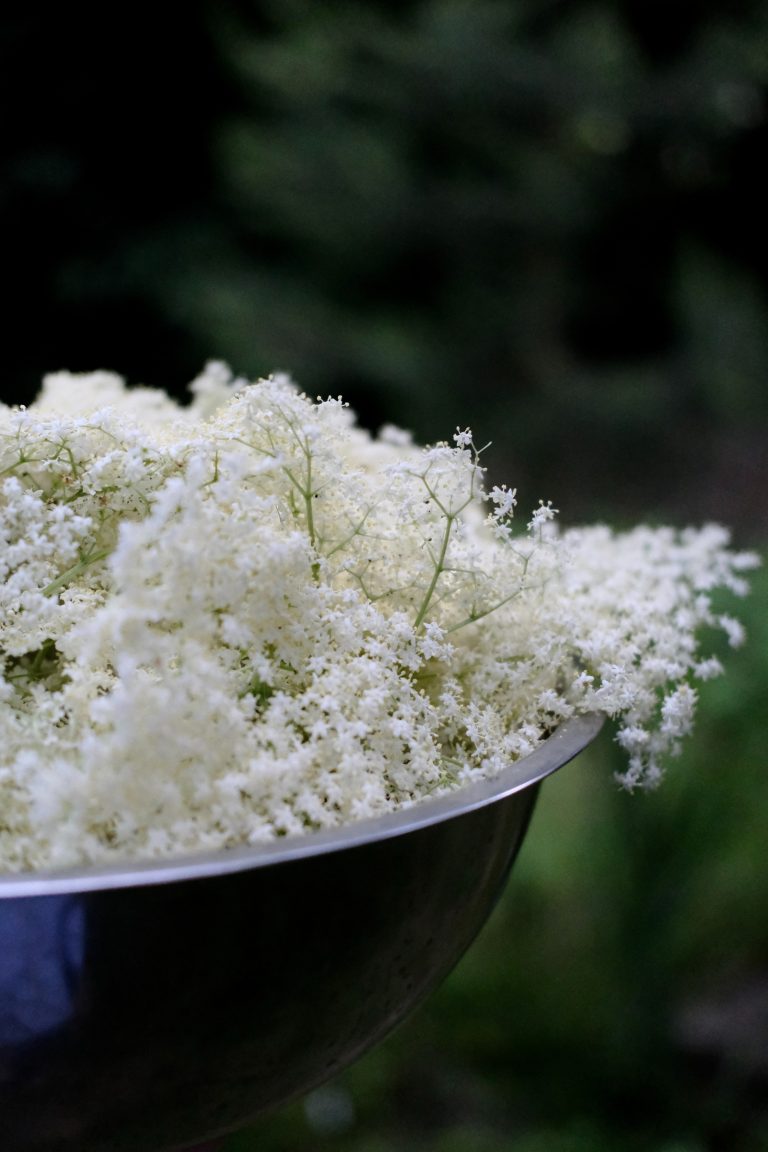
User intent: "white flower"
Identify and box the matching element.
[453,427,473,450]
[0,365,758,871]
[489,484,517,519]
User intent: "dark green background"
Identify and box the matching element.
[2,3,766,1148]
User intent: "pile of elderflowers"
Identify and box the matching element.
[0,364,758,871]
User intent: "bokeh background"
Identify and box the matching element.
[2,2,766,1149]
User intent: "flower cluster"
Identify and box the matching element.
[0,365,758,871]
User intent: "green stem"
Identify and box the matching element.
[413,513,454,630]
[303,449,316,549]
[43,549,111,598]
[445,587,524,634]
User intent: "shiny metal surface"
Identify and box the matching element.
[0,714,602,1152]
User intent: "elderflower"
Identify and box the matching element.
[0,366,758,871]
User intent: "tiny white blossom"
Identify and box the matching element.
[489,484,517,519]
[453,427,473,450]
[528,500,558,531]
[718,614,746,647]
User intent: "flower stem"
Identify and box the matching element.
[43,549,112,598]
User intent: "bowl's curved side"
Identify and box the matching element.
[0,715,603,1152]
[0,786,538,1152]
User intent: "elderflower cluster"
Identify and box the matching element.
[0,365,758,871]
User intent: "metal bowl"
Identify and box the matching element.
[0,714,602,1152]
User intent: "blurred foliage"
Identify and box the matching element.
[1,3,766,1150]
[2,0,767,529]
[224,563,768,1152]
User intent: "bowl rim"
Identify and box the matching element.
[0,713,604,898]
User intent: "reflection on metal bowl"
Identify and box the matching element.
[0,713,602,1152]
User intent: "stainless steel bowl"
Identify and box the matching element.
[0,714,602,1152]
